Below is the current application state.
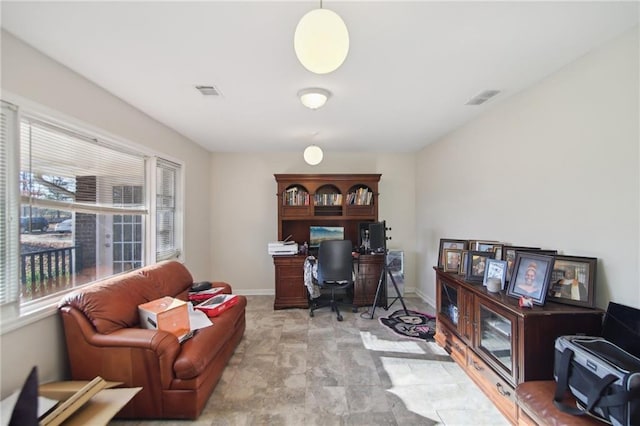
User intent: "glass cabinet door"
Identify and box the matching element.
[477,302,515,379]
[439,280,460,327]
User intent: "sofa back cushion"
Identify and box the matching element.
[139,261,193,299]
[61,273,155,334]
[60,261,194,334]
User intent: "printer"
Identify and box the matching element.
[268,241,299,255]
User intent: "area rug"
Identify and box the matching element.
[379,309,437,342]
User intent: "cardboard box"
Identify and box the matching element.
[38,379,141,426]
[138,296,190,341]
[195,294,239,317]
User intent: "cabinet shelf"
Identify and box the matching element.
[274,174,381,245]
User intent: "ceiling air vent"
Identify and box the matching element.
[465,89,500,106]
[195,85,221,96]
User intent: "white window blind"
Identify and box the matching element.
[156,159,180,261]
[0,98,184,314]
[0,101,20,306]
[18,115,149,301]
[20,117,147,215]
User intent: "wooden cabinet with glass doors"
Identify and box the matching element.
[434,268,603,424]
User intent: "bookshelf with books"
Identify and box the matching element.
[273,174,382,309]
[274,174,381,245]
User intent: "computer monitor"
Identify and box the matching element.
[309,226,344,248]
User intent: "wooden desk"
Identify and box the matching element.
[272,254,385,310]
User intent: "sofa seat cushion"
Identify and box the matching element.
[173,296,247,380]
[61,273,155,334]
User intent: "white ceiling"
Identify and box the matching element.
[1,1,638,154]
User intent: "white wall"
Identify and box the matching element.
[416,27,639,309]
[1,32,213,396]
[209,152,417,296]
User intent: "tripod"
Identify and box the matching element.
[362,222,409,319]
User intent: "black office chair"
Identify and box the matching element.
[310,239,357,321]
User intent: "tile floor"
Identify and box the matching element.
[111,295,510,426]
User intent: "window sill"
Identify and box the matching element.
[0,295,65,335]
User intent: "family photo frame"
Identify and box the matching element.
[483,259,508,290]
[438,239,468,269]
[547,255,597,308]
[443,248,463,273]
[506,252,555,305]
[458,250,469,275]
[465,250,495,282]
[475,241,504,260]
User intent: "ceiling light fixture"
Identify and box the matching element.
[294,1,349,74]
[303,145,323,166]
[298,88,331,109]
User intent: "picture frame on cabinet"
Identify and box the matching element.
[465,250,496,282]
[483,259,508,290]
[438,239,468,268]
[443,248,463,273]
[547,255,597,308]
[468,240,499,251]
[504,246,541,283]
[458,250,469,275]
[507,252,555,305]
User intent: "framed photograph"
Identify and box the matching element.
[438,239,468,268]
[443,248,462,273]
[471,241,505,260]
[465,250,495,282]
[458,250,469,275]
[547,255,597,308]
[468,240,499,251]
[506,252,555,305]
[503,246,541,283]
[483,259,508,290]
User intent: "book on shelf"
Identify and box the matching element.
[314,193,342,206]
[347,187,372,205]
[283,187,309,206]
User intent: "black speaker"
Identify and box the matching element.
[369,221,386,252]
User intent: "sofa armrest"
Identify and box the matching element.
[59,305,181,390]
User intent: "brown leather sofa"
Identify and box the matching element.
[58,260,247,419]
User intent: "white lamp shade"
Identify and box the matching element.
[303,145,323,165]
[298,88,330,109]
[294,8,349,74]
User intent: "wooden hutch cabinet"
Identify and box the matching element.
[272,174,384,310]
[434,268,603,424]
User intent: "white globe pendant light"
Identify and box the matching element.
[303,145,323,165]
[294,7,349,74]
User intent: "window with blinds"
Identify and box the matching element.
[1,101,20,307]
[0,100,184,309]
[156,159,181,261]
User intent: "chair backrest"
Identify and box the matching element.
[317,239,353,284]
